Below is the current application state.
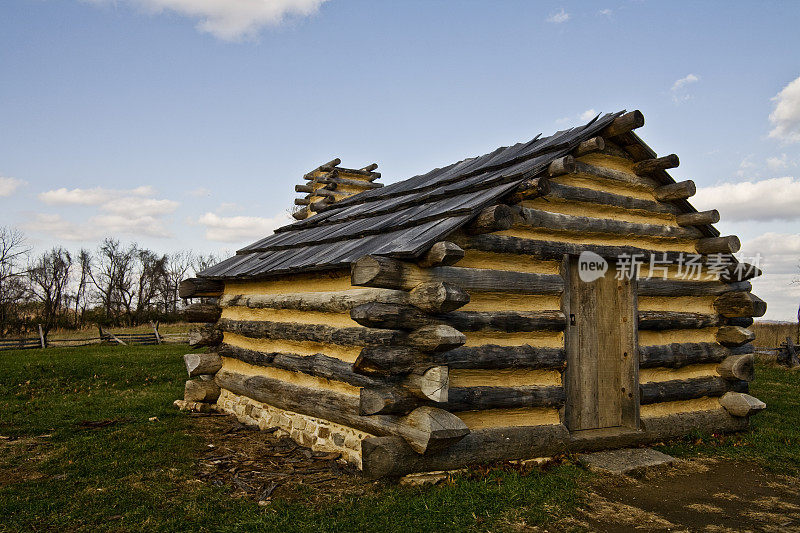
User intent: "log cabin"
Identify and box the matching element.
[176,110,767,478]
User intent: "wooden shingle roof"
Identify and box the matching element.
[200,111,714,280]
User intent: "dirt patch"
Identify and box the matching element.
[0,436,53,487]
[187,413,376,505]
[559,458,800,532]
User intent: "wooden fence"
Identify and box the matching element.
[0,324,188,351]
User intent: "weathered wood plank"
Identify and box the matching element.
[640,376,747,404]
[432,345,565,370]
[637,311,723,330]
[639,342,730,368]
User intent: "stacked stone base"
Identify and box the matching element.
[215,389,371,468]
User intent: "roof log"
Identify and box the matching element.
[676,209,720,227]
[601,110,645,138]
[632,154,680,176]
[654,180,696,201]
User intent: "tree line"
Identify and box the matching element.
[0,227,218,337]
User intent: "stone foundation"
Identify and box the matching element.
[215,388,371,468]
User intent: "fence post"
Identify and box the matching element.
[38,324,46,349]
[152,321,162,345]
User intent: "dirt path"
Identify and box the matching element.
[555,459,800,532]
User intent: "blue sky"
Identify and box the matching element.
[1,0,799,319]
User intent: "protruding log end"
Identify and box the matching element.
[409,281,470,313]
[322,157,341,169]
[632,154,680,176]
[184,377,220,403]
[676,209,720,227]
[406,365,449,402]
[182,302,222,323]
[547,155,576,178]
[507,176,550,204]
[417,241,465,268]
[573,136,605,157]
[714,292,767,318]
[467,204,515,235]
[188,323,222,348]
[717,353,755,382]
[359,387,421,416]
[654,180,696,202]
[720,262,762,282]
[696,235,741,255]
[184,353,223,377]
[719,391,766,417]
[179,278,224,299]
[292,208,309,220]
[351,255,403,288]
[716,326,756,347]
[360,163,379,172]
[601,110,645,138]
[295,184,314,193]
[408,325,467,352]
[400,406,469,454]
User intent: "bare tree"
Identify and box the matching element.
[90,239,136,326]
[0,227,29,334]
[134,248,167,322]
[28,247,72,337]
[71,249,92,328]
[162,250,194,314]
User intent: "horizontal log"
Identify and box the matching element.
[456,234,731,266]
[405,365,449,402]
[516,207,701,240]
[638,279,750,297]
[184,377,220,402]
[547,156,575,177]
[179,278,224,299]
[632,154,679,176]
[506,176,550,204]
[638,311,722,330]
[350,303,434,330]
[314,174,383,189]
[309,198,332,211]
[717,353,754,382]
[400,406,469,454]
[547,181,680,215]
[361,163,379,172]
[443,310,566,332]
[218,342,275,366]
[714,292,767,318]
[445,385,565,411]
[640,376,747,404]
[361,425,569,479]
[432,344,565,370]
[727,317,754,328]
[291,207,309,220]
[417,242,465,268]
[601,110,644,138]
[360,387,422,415]
[639,342,730,369]
[351,255,564,294]
[716,326,755,347]
[182,302,222,323]
[295,184,314,193]
[353,346,429,375]
[467,204,514,235]
[696,236,741,255]
[573,160,655,188]
[184,353,222,377]
[640,408,748,439]
[222,287,410,313]
[188,323,222,347]
[573,136,605,157]
[294,197,310,206]
[720,262,762,282]
[719,392,766,417]
[215,369,468,454]
[676,210,719,227]
[217,318,402,347]
[654,180,696,202]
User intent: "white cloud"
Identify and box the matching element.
[766,154,790,170]
[694,176,800,222]
[670,74,700,103]
[736,155,756,177]
[547,8,570,23]
[0,176,25,197]
[87,0,328,41]
[579,109,598,121]
[27,212,172,240]
[769,75,800,143]
[91,214,172,238]
[38,185,154,206]
[739,232,800,321]
[197,211,293,242]
[598,8,612,16]
[102,197,179,217]
[27,214,89,241]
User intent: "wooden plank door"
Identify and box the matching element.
[564,255,639,431]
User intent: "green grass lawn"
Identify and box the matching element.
[0,345,585,532]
